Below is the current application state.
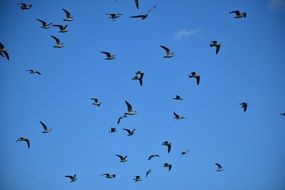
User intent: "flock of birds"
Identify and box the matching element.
[2,0,285,187]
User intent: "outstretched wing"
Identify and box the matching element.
[51,35,61,44]
[134,0,139,9]
[146,5,157,14]
[40,121,48,130]
[125,101,133,112]
[62,8,71,17]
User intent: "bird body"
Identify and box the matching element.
[18,3,32,10]
[123,128,135,136]
[124,100,137,115]
[132,71,144,86]
[240,102,248,112]
[90,98,101,107]
[148,154,160,160]
[173,95,183,100]
[37,19,52,29]
[27,69,41,75]
[173,112,186,120]
[40,121,52,133]
[163,163,172,171]
[215,163,224,172]
[117,115,127,124]
[16,137,30,148]
[51,35,64,48]
[133,175,142,182]
[162,141,172,153]
[160,45,174,58]
[146,169,152,178]
[188,72,200,85]
[229,10,246,18]
[62,9,74,21]
[116,154,127,162]
[65,174,77,182]
[0,42,9,60]
[110,127,117,133]
[106,13,123,21]
[181,150,190,155]
[101,51,115,60]
[101,173,116,179]
[52,24,68,32]
[210,40,221,54]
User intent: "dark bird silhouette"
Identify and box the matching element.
[181,150,190,155]
[123,128,135,136]
[229,10,246,18]
[173,95,183,100]
[0,42,9,60]
[240,102,248,112]
[281,113,285,116]
[215,163,224,172]
[163,163,172,171]
[65,174,77,182]
[148,154,160,160]
[101,51,115,60]
[36,19,52,29]
[106,13,123,21]
[90,98,101,107]
[109,127,116,133]
[52,24,68,33]
[51,35,64,48]
[133,175,142,182]
[130,5,157,20]
[188,72,200,85]
[16,137,30,148]
[134,0,139,9]
[162,141,172,153]
[18,3,32,10]
[62,8,74,21]
[173,112,186,120]
[40,121,52,133]
[132,71,144,86]
[210,40,221,54]
[160,45,175,58]
[117,115,127,124]
[124,100,137,115]
[101,173,116,179]
[26,69,41,75]
[146,169,152,178]
[116,154,127,162]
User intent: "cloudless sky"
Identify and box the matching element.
[1,0,285,189]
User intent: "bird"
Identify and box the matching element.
[36,19,52,29]
[133,175,142,182]
[101,173,116,179]
[106,13,123,21]
[240,102,249,112]
[210,40,221,54]
[130,5,157,20]
[50,35,64,48]
[116,154,127,162]
[101,51,115,60]
[16,137,30,148]
[90,98,101,107]
[0,42,9,60]
[109,127,116,133]
[173,95,183,100]
[281,113,285,116]
[148,154,160,160]
[146,169,152,178]
[162,141,172,153]
[173,112,186,120]
[123,128,135,136]
[124,100,137,115]
[160,45,175,58]
[52,24,68,33]
[18,3,32,10]
[229,10,246,18]
[181,150,190,155]
[62,8,74,21]
[215,163,224,172]
[26,69,41,75]
[117,115,127,124]
[65,174,77,182]
[40,121,52,133]
[132,71,144,86]
[134,0,139,9]
[188,72,200,85]
[163,163,172,171]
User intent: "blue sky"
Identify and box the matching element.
[1,0,285,189]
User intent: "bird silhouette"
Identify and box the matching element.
[52,24,68,33]
[173,95,183,100]
[229,10,246,18]
[210,40,221,54]
[106,13,123,21]
[173,112,186,120]
[62,8,74,21]
[148,154,160,160]
[133,175,142,182]
[65,174,77,182]
[163,163,172,171]
[26,69,41,75]
[130,5,157,20]
[162,141,172,153]
[18,3,32,10]
[40,121,52,133]
[36,19,52,29]
[90,98,101,107]
[124,100,137,115]
[215,163,224,172]
[115,154,127,162]
[51,35,64,48]
[123,128,135,136]
[16,137,30,148]
[101,51,115,60]
[240,102,248,112]
[188,72,200,85]
[132,71,144,86]
[146,169,152,178]
[0,42,9,60]
[101,173,116,179]
[160,45,175,58]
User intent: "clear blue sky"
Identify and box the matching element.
[1,0,285,189]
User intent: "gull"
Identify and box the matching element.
[65,174,77,182]
[229,10,246,18]
[130,5,157,20]
[173,95,183,100]
[163,163,172,171]
[0,42,9,60]
[52,24,68,33]
[116,154,127,162]
[26,69,41,75]
[281,113,285,116]
[162,141,172,153]
[18,3,32,10]
[181,150,190,155]
[62,8,74,21]
[132,71,144,86]
[210,40,221,54]
[160,45,175,58]
[188,72,200,85]
[133,175,142,182]
[146,169,152,178]
[106,13,123,21]
[51,35,64,48]
[148,154,160,160]
[117,115,127,124]
[123,128,135,136]
[240,102,248,112]
[16,137,30,148]
[109,127,117,133]
[90,98,101,107]
[36,19,52,29]
[124,100,137,115]
[101,173,116,179]
[40,121,52,133]
[101,51,115,60]
[173,112,186,120]
[134,0,139,9]
[215,163,224,172]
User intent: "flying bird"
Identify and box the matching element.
[210,40,221,54]
[36,19,52,29]
[62,8,74,21]
[26,69,41,75]
[18,3,32,10]
[40,121,52,133]
[173,112,186,120]
[90,98,101,107]
[133,175,142,182]
[116,154,127,162]
[124,100,137,115]
[134,0,139,9]
[65,174,77,182]
[16,137,30,148]
[162,141,172,153]
[50,35,64,48]
[132,71,144,86]
[188,72,200,85]
[123,128,135,136]
[229,10,246,18]
[109,127,117,133]
[117,115,127,124]
[215,163,224,172]
[0,42,9,60]
[240,102,248,112]
[160,45,175,58]
[173,95,183,100]
[106,13,123,21]
[181,150,190,155]
[148,154,160,160]
[52,24,68,33]
[146,169,152,178]
[101,51,115,60]
[101,173,116,179]
[130,5,157,20]
[163,163,172,171]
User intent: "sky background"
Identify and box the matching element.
[1,0,285,189]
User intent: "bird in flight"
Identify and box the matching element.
[163,163,172,171]
[117,115,127,124]
[130,5,157,20]
[210,40,221,54]
[39,121,52,133]
[132,71,144,86]
[240,102,248,112]
[215,163,224,172]
[62,9,74,21]
[36,19,52,29]
[173,95,183,100]
[26,69,41,75]
[133,175,142,182]
[65,174,77,182]
[148,154,160,160]
[146,169,152,178]
[90,98,101,107]
[106,13,123,21]
[188,72,200,86]
[52,24,68,33]
[16,137,30,148]
[101,173,116,179]
[173,112,186,120]
[101,51,115,60]
[124,100,137,115]
[115,154,127,162]
[0,42,9,60]
[109,127,116,133]
[160,45,175,58]
[51,35,64,48]
[18,3,32,10]
[162,141,172,153]
[229,10,246,18]
[123,128,135,136]
[181,150,190,155]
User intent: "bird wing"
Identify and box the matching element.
[196,76,200,85]
[101,51,111,57]
[125,100,133,112]
[37,19,46,25]
[116,154,123,160]
[0,51,4,57]
[146,5,157,14]
[3,50,9,60]
[0,42,4,49]
[123,128,131,133]
[173,112,179,118]
[40,121,48,130]
[229,10,240,15]
[130,15,144,18]
[134,0,139,9]
[62,8,71,17]
[139,78,143,86]
[169,164,172,171]
[160,45,170,54]
[215,163,222,168]
[24,138,30,148]
[51,35,60,43]
[167,144,171,153]
[65,175,73,179]
[52,24,64,30]
[216,45,220,54]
